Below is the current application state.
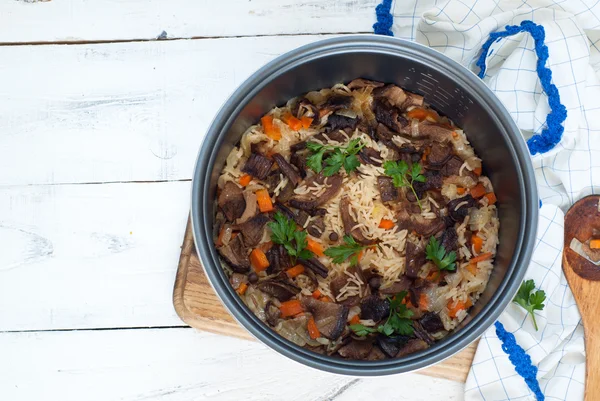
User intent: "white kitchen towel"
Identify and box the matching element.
[379,0,600,399]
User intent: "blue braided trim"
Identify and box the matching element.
[373,0,394,36]
[495,321,545,400]
[476,20,567,156]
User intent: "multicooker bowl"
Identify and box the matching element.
[190,35,538,375]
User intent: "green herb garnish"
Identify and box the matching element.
[425,236,457,271]
[513,279,546,331]
[383,160,426,210]
[268,211,313,262]
[324,235,368,266]
[306,138,365,176]
[350,291,414,337]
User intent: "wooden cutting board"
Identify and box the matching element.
[173,217,477,382]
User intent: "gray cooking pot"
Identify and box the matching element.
[191,35,538,375]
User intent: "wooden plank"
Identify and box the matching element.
[0,0,376,43]
[0,34,331,186]
[0,328,465,401]
[174,219,477,383]
[0,181,191,331]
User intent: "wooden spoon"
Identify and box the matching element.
[563,195,600,400]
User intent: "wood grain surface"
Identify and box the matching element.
[174,218,477,383]
[0,0,376,43]
[563,196,600,400]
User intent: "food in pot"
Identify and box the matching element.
[212,79,499,359]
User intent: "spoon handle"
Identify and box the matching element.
[583,321,600,399]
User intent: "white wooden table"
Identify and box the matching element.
[0,1,464,399]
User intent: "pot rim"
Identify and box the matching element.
[190,35,538,376]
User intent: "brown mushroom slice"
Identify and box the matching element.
[338,340,374,359]
[265,300,281,326]
[272,153,302,186]
[301,296,349,340]
[410,215,445,237]
[377,176,399,202]
[403,91,424,109]
[447,195,478,223]
[327,114,358,132]
[322,94,353,112]
[266,244,291,274]
[416,123,454,143]
[376,335,411,357]
[299,257,329,278]
[373,99,408,133]
[233,213,270,247]
[289,174,343,211]
[419,312,445,333]
[340,196,376,245]
[307,216,325,238]
[379,276,412,295]
[295,98,320,126]
[218,181,246,222]
[405,240,427,279]
[396,338,429,357]
[440,156,464,177]
[359,147,383,166]
[373,84,408,108]
[242,153,274,180]
[218,234,250,273]
[256,280,301,302]
[347,78,385,90]
[439,226,459,253]
[360,295,390,322]
[427,142,453,168]
[413,321,435,345]
[236,191,258,224]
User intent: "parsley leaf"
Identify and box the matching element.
[324,235,368,266]
[268,211,314,263]
[513,279,546,331]
[425,236,457,271]
[383,160,426,210]
[349,324,377,337]
[350,291,414,337]
[306,138,365,176]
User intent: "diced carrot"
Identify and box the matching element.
[236,282,248,295]
[470,252,493,264]
[473,167,482,176]
[286,264,305,278]
[307,317,321,339]
[255,189,274,212]
[421,147,431,162]
[349,314,361,325]
[484,192,497,205]
[357,249,365,263]
[282,112,303,131]
[465,263,478,275]
[261,115,281,140]
[456,187,466,195]
[472,235,483,254]
[447,299,472,319]
[590,239,600,249]
[280,300,304,318]
[320,296,332,303]
[452,131,458,138]
[231,232,239,240]
[419,293,429,310]
[407,108,437,121]
[216,225,226,247]
[265,149,276,158]
[300,116,313,129]
[426,269,441,282]
[470,183,487,199]
[258,241,273,253]
[250,248,270,272]
[312,289,322,299]
[379,219,395,230]
[239,174,252,187]
[306,238,324,257]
